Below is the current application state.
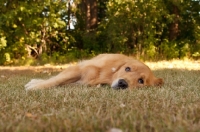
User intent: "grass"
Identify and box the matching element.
[0,60,200,132]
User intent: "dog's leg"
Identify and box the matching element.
[25,66,81,91]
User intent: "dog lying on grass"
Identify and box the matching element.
[25,54,163,90]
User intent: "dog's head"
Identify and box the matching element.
[111,61,163,90]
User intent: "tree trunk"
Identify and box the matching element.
[80,0,98,30]
[169,5,179,41]
[67,0,71,30]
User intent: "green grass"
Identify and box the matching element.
[0,60,200,132]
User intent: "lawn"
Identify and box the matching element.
[0,60,200,132]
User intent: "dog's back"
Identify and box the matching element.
[79,54,130,67]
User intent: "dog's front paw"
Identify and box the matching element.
[25,79,44,91]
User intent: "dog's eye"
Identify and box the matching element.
[138,78,144,84]
[125,67,131,72]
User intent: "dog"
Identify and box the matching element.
[25,54,163,90]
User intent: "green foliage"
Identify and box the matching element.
[0,37,7,51]
[0,0,75,65]
[98,0,200,60]
[0,0,199,65]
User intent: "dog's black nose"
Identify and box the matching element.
[118,79,128,89]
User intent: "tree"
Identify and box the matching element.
[97,0,200,59]
[79,0,98,30]
[0,0,70,64]
[0,0,199,65]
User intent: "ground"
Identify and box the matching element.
[0,60,200,132]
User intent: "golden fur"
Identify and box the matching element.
[25,54,163,90]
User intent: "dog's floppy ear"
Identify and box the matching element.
[154,78,164,86]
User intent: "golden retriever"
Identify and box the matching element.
[25,54,163,90]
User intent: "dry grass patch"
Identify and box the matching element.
[0,60,200,132]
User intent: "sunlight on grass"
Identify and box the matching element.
[0,60,200,131]
[146,60,200,70]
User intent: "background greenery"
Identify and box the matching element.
[0,0,200,65]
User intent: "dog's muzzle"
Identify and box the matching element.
[111,79,128,90]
